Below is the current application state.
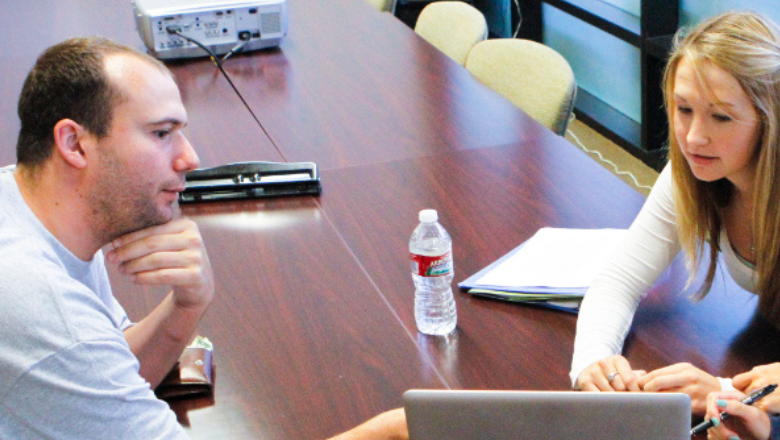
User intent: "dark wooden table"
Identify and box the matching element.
[0,1,775,439]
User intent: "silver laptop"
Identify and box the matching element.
[404,390,691,440]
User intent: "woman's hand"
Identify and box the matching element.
[704,391,770,440]
[734,363,780,413]
[576,355,645,391]
[639,363,720,415]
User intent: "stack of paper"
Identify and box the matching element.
[458,228,627,313]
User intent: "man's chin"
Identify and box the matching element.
[159,192,182,217]
[151,205,176,227]
[107,208,172,242]
[161,200,181,222]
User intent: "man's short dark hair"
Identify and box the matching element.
[16,36,167,167]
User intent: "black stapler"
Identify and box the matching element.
[179,161,321,203]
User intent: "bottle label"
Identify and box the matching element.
[411,252,453,277]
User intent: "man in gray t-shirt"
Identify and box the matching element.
[0,35,213,440]
[1,37,406,439]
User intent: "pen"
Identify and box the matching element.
[690,383,777,436]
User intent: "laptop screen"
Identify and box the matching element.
[404,390,691,440]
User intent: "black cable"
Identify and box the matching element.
[221,41,246,62]
[222,31,251,62]
[166,26,287,161]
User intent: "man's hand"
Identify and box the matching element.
[577,355,645,391]
[733,363,780,413]
[108,218,214,388]
[108,218,214,311]
[638,362,720,415]
[328,408,408,440]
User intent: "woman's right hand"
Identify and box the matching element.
[576,355,644,391]
[705,391,770,440]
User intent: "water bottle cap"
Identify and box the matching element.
[419,209,438,223]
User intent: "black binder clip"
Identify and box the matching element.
[179,161,321,203]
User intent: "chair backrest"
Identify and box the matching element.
[364,0,396,13]
[414,1,488,66]
[465,39,577,136]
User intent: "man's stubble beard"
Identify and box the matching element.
[89,150,172,245]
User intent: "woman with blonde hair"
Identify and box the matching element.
[570,10,780,415]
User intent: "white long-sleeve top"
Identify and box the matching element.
[569,163,757,387]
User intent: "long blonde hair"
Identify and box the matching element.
[664,11,780,322]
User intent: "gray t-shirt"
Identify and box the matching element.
[0,166,187,439]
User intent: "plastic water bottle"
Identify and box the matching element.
[410,209,457,335]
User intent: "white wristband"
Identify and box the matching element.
[718,377,735,391]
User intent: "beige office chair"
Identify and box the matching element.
[465,39,577,136]
[364,0,396,13]
[414,1,488,66]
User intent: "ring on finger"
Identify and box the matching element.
[607,372,620,383]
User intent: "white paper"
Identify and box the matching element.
[475,228,627,289]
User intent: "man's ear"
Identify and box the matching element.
[52,119,93,169]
